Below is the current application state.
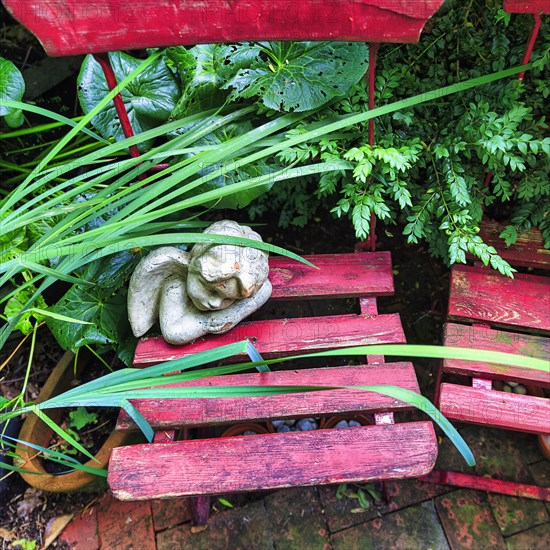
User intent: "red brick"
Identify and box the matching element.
[487,493,548,538]
[435,489,506,550]
[156,500,273,550]
[59,508,99,550]
[97,493,155,550]
[151,498,192,532]
[331,501,449,550]
[505,523,550,549]
[264,488,330,549]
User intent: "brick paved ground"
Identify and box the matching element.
[59,424,549,549]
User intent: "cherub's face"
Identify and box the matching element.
[187,245,268,311]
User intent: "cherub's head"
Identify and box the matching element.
[187,220,269,311]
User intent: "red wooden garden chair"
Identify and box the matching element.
[425,0,550,501]
[4,0,446,524]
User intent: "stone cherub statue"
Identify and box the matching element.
[127,220,272,345]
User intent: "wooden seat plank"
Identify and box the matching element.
[116,362,420,431]
[4,0,445,57]
[475,218,549,270]
[439,383,550,435]
[134,313,406,366]
[269,252,394,300]
[108,421,437,500]
[448,265,550,332]
[443,323,550,387]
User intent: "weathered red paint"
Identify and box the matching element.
[116,362,420,431]
[134,312,406,366]
[439,383,550,435]
[438,208,550,500]
[448,265,550,332]
[111,243,439,503]
[134,251,401,366]
[443,323,550,387]
[503,0,550,14]
[108,421,437,499]
[269,252,394,299]
[3,0,445,56]
[475,218,550,269]
[423,471,550,501]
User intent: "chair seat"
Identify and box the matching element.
[440,246,549,437]
[109,249,437,501]
[134,313,406,366]
[474,218,550,269]
[108,421,437,499]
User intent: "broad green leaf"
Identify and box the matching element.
[0,56,25,127]
[4,287,47,335]
[168,44,228,117]
[167,43,261,118]
[47,285,127,350]
[224,42,369,112]
[68,407,98,430]
[77,52,180,150]
[46,251,142,350]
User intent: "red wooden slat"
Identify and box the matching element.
[448,265,550,333]
[475,219,550,270]
[421,471,550,501]
[116,362,420,430]
[443,323,550,387]
[439,383,550,435]
[108,421,437,499]
[4,1,445,57]
[134,313,406,366]
[269,252,394,299]
[503,0,550,14]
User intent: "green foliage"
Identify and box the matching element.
[78,51,180,150]
[336,482,383,512]
[248,0,549,273]
[222,41,369,111]
[166,41,369,114]
[47,251,142,351]
[0,56,25,127]
[13,539,36,550]
[68,407,98,430]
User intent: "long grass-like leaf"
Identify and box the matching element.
[30,408,98,463]
[0,233,314,275]
[2,51,164,210]
[1,435,107,477]
[120,400,154,443]
[27,308,93,325]
[0,100,106,143]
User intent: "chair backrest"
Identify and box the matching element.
[4,0,444,56]
[503,0,549,14]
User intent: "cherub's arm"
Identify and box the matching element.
[158,275,212,345]
[158,279,272,345]
[205,280,272,334]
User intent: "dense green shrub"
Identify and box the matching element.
[248,0,549,272]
